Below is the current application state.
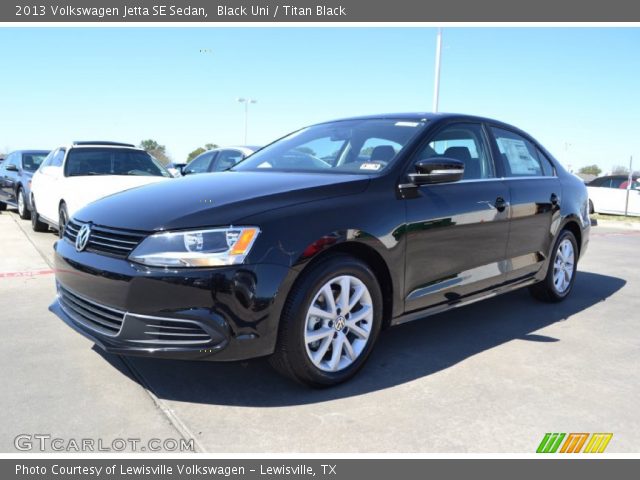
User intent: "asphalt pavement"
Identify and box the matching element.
[1,209,638,453]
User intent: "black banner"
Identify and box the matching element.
[3,0,640,22]
[4,459,640,480]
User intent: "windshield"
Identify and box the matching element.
[65,148,171,177]
[232,119,427,174]
[22,152,49,172]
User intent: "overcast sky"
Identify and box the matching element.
[1,27,638,172]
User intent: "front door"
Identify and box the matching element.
[403,122,511,312]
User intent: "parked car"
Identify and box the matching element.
[30,141,172,235]
[50,114,590,387]
[587,175,640,216]
[182,146,260,175]
[0,150,50,219]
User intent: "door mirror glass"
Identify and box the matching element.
[409,158,465,185]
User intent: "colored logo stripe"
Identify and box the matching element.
[537,433,613,453]
[560,433,589,453]
[583,433,613,453]
[537,433,566,453]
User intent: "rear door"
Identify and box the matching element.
[488,126,561,284]
[403,122,511,312]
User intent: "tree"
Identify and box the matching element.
[186,143,219,162]
[139,139,171,165]
[187,147,206,162]
[612,165,630,175]
[578,165,602,176]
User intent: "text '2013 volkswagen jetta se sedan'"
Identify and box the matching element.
[50,113,590,387]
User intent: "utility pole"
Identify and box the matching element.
[237,98,257,144]
[432,28,442,113]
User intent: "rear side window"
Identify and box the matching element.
[491,127,552,177]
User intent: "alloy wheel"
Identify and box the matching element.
[17,190,25,216]
[304,275,373,372]
[553,238,575,294]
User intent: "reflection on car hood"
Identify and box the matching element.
[75,171,370,231]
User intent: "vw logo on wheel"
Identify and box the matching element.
[75,224,92,252]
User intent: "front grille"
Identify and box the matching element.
[138,317,213,345]
[58,285,125,336]
[64,219,147,258]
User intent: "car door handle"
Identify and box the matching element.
[494,196,507,212]
[550,193,559,206]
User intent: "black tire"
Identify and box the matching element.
[17,187,31,220]
[529,230,578,303]
[0,202,6,211]
[30,197,48,232]
[588,199,594,214]
[269,254,383,388]
[58,203,69,238]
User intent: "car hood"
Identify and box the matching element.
[65,175,169,216]
[75,171,370,231]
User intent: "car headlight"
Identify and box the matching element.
[129,227,260,267]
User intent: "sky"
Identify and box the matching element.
[0,27,638,173]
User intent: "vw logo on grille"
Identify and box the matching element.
[75,224,92,252]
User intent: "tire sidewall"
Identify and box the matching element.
[547,230,578,300]
[287,256,383,386]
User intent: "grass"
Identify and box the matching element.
[591,213,640,223]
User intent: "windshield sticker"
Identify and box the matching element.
[395,121,420,127]
[360,162,382,171]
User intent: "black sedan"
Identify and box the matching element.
[50,113,590,387]
[0,149,49,219]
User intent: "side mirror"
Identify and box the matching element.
[5,164,18,172]
[409,157,465,185]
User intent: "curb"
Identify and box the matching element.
[591,219,640,231]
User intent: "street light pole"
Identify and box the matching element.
[432,28,443,113]
[237,98,257,144]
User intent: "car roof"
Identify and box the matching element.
[9,150,50,154]
[59,142,144,151]
[317,112,526,131]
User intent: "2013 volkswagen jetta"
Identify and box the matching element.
[50,113,590,387]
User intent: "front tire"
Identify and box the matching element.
[17,188,31,220]
[30,197,48,232]
[0,202,6,211]
[529,230,578,303]
[270,254,383,387]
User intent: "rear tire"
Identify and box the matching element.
[17,188,31,220]
[588,199,594,214]
[529,230,578,303]
[58,203,69,238]
[270,254,383,387]
[30,197,48,232]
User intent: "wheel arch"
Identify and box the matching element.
[295,240,395,328]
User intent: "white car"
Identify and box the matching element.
[30,141,172,234]
[587,175,640,216]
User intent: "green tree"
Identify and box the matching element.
[187,147,206,162]
[139,139,171,165]
[186,143,219,162]
[578,164,602,176]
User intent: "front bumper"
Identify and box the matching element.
[51,238,294,361]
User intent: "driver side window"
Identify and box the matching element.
[415,123,494,180]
